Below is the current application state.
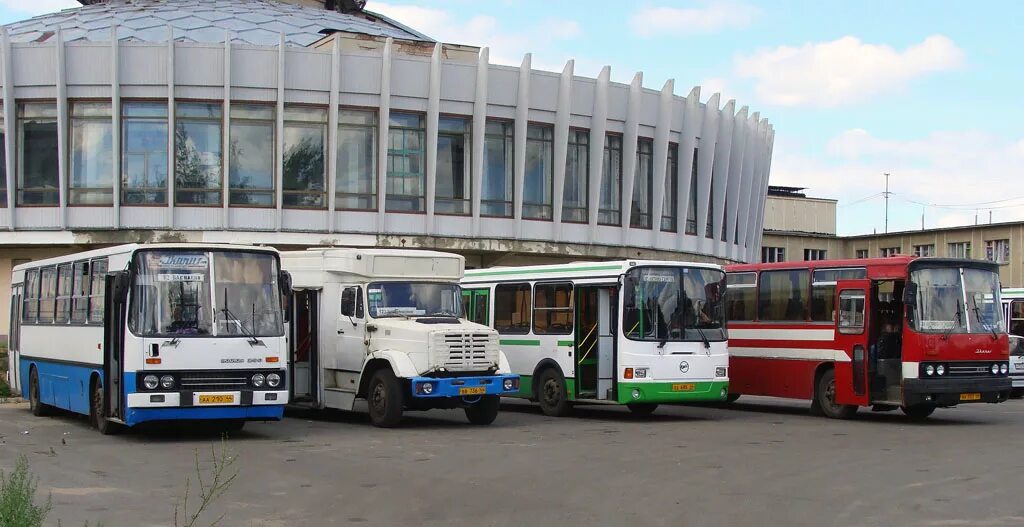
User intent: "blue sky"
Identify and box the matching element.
[2,0,1021,235]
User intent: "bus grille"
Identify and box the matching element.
[946,362,996,377]
[435,332,498,371]
[177,370,264,390]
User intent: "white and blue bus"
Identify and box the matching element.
[8,243,291,433]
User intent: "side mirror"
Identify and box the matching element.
[278,271,293,323]
[341,288,356,317]
[902,282,918,306]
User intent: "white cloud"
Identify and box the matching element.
[772,129,1024,234]
[735,35,965,107]
[370,2,581,69]
[629,2,758,37]
[0,0,77,17]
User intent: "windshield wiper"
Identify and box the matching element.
[694,326,711,350]
[941,303,962,341]
[219,287,263,346]
[970,298,999,341]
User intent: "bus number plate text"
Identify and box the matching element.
[459,387,486,395]
[198,394,235,405]
[671,383,695,392]
[959,393,982,401]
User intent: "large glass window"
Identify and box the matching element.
[705,170,715,239]
[130,251,282,337]
[0,110,7,207]
[494,283,531,334]
[757,269,810,322]
[523,124,554,220]
[436,116,471,215]
[630,138,653,229]
[122,102,168,205]
[1009,300,1024,336]
[17,103,59,206]
[599,134,622,225]
[38,266,57,323]
[809,268,867,323]
[88,259,107,324]
[726,272,756,321]
[623,266,726,342]
[963,268,1003,333]
[69,102,113,205]
[71,260,90,323]
[482,120,514,217]
[386,112,425,212]
[562,129,588,223]
[762,247,785,263]
[986,239,1010,264]
[55,263,73,323]
[685,147,698,235]
[948,242,971,259]
[913,244,935,257]
[22,269,39,322]
[533,283,573,335]
[174,103,223,205]
[282,106,326,209]
[336,108,377,210]
[365,282,462,318]
[229,104,275,207]
[910,267,965,333]
[661,143,678,232]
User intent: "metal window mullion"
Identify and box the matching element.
[55,29,67,226]
[275,33,285,228]
[111,25,120,225]
[221,32,231,226]
[167,25,175,223]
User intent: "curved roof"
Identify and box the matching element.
[2,0,433,46]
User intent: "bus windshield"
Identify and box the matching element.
[367,282,463,318]
[130,250,283,337]
[623,266,726,343]
[910,266,1003,334]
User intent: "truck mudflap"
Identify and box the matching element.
[902,377,1012,407]
[410,374,520,398]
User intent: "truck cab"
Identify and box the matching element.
[282,248,519,427]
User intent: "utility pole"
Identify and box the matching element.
[883,173,891,233]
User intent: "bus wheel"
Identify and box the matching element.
[28,368,51,417]
[368,369,403,428]
[901,405,936,421]
[626,403,658,416]
[815,369,857,419]
[537,368,571,417]
[90,378,121,435]
[464,395,500,425]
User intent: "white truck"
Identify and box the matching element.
[281,248,520,427]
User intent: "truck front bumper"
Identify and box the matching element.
[410,374,520,398]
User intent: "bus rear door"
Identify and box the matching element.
[834,279,871,406]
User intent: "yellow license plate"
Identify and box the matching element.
[959,393,982,401]
[671,383,696,392]
[459,387,486,395]
[198,394,235,405]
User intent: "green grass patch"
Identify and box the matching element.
[0,456,52,527]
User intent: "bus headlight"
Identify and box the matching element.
[266,373,281,388]
[924,364,935,376]
[991,363,1000,375]
[1000,364,1009,375]
[503,378,514,391]
[422,382,434,395]
[716,367,727,378]
[252,373,266,387]
[633,368,648,379]
[143,375,159,390]
[935,364,945,376]
[160,375,175,389]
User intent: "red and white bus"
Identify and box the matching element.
[725,256,1012,419]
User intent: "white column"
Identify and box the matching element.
[376,37,392,231]
[111,26,121,228]
[221,31,231,228]
[425,42,441,233]
[710,99,735,256]
[753,126,776,257]
[275,33,285,231]
[166,25,175,227]
[470,47,488,237]
[586,66,610,243]
[743,119,768,260]
[725,105,749,249]
[736,112,759,258]
[327,36,340,233]
[676,86,701,252]
[749,123,774,260]
[513,53,530,235]
[551,59,573,240]
[694,93,720,253]
[619,72,641,241]
[55,29,67,229]
[650,78,673,237]
[2,28,16,230]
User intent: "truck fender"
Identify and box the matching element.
[366,350,421,379]
[497,349,512,375]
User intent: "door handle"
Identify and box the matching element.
[337,329,345,334]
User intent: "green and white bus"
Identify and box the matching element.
[462,260,729,416]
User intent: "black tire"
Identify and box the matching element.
[91,378,121,435]
[367,369,404,428]
[725,393,741,403]
[28,368,51,417]
[626,403,658,416]
[901,404,936,421]
[464,395,500,425]
[536,368,572,417]
[814,368,857,419]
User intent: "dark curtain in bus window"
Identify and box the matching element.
[757,270,810,322]
[494,283,531,334]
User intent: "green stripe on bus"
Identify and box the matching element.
[500,339,541,346]
[466,264,622,277]
[557,340,574,347]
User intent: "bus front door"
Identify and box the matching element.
[103,272,130,421]
[576,286,616,400]
[834,279,872,406]
[8,284,22,393]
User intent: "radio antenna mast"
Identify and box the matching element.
[883,173,891,233]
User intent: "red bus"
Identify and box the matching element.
[725,256,1012,419]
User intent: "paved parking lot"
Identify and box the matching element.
[1,397,1023,527]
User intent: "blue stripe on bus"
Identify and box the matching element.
[20,358,101,417]
[123,405,284,426]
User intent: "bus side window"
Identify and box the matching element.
[22,268,40,323]
[495,283,531,334]
[88,259,108,324]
